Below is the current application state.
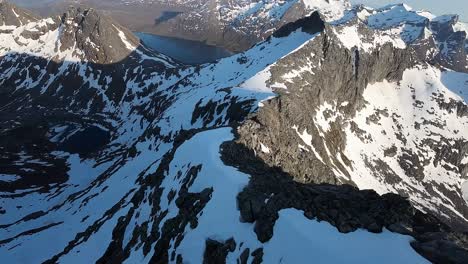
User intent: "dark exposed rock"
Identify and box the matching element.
[412,239,468,264]
[272,11,325,38]
[236,27,414,186]
[429,15,468,73]
[203,238,236,264]
[238,248,250,264]
[250,248,264,264]
[58,7,140,64]
[230,13,468,229]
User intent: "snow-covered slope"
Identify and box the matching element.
[343,66,468,226]
[0,1,468,263]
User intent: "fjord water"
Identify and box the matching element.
[135,32,233,64]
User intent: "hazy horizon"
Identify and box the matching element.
[7,0,468,22]
[352,0,467,21]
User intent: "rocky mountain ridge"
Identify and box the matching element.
[0,1,467,263]
[233,3,468,229]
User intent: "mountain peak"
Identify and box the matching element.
[57,6,141,64]
[272,11,325,38]
[0,0,39,27]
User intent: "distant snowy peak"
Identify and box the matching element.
[330,3,467,72]
[216,0,350,25]
[301,0,351,21]
[57,7,141,64]
[0,2,179,115]
[154,0,350,51]
[0,4,177,65]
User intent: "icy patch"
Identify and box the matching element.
[0,174,21,182]
[463,181,468,203]
[333,25,406,52]
[302,0,351,22]
[239,68,274,92]
[293,125,324,164]
[260,142,271,154]
[113,24,136,51]
[441,70,468,103]
[453,22,468,35]
[263,209,428,263]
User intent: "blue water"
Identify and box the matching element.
[136,32,233,64]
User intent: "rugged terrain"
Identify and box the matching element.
[10,0,351,52]
[0,1,468,263]
[148,0,351,51]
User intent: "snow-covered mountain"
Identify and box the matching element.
[0,1,468,263]
[152,0,351,51]
[235,3,468,228]
[11,0,351,52]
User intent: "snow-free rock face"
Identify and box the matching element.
[0,1,468,263]
[58,7,141,64]
[0,0,38,27]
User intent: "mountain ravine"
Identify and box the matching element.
[0,1,468,263]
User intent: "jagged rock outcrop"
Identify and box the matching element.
[58,7,140,64]
[430,15,467,72]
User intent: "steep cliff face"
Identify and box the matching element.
[430,15,467,72]
[234,9,468,229]
[58,7,141,64]
[236,30,413,184]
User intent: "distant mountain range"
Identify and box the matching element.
[7,0,351,51]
